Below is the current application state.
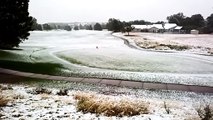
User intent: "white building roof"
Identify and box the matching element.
[175,26,182,30]
[191,29,199,32]
[132,25,152,29]
[164,23,177,29]
[132,23,182,30]
[152,24,164,29]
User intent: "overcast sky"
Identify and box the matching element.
[29,0,213,24]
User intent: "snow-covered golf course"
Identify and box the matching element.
[1,30,213,120]
[0,30,213,86]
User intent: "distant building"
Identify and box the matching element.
[149,24,164,33]
[190,29,199,34]
[132,25,152,32]
[132,23,183,34]
[172,26,183,33]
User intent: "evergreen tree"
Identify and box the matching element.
[31,17,42,31]
[79,24,85,29]
[0,0,33,48]
[190,14,205,29]
[85,25,93,30]
[43,24,52,30]
[106,18,123,32]
[167,13,185,26]
[94,23,103,31]
[207,14,213,33]
[74,26,79,30]
[64,25,72,31]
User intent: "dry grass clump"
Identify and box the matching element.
[12,94,25,99]
[196,104,213,120]
[29,87,52,95]
[135,40,190,51]
[0,91,9,107]
[74,92,149,117]
[185,116,201,120]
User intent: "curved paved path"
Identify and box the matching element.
[0,68,212,93]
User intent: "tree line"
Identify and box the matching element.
[106,13,213,34]
[167,13,213,34]
[32,13,213,34]
[32,20,104,31]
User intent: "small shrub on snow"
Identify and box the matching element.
[197,104,213,120]
[57,89,69,96]
[74,92,149,117]
[12,94,25,99]
[30,87,52,95]
[164,101,171,114]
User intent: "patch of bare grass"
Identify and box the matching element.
[74,92,149,117]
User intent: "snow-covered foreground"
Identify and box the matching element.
[0,82,212,120]
[2,30,213,86]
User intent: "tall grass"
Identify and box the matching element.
[0,91,9,107]
[74,92,149,117]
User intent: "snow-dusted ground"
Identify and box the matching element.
[115,32,213,55]
[0,83,212,120]
[138,33,213,49]
[2,30,213,86]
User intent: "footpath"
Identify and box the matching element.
[0,68,212,93]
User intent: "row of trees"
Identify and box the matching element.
[32,20,104,31]
[167,13,213,33]
[73,23,103,31]
[106,13,213,34]
[106,18,134,35]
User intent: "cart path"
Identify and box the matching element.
[0,68,212,93]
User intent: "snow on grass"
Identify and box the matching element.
[0,81,212,120]
[55,48,213,74]
[114,32,213,55]
[0,31,213,87]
